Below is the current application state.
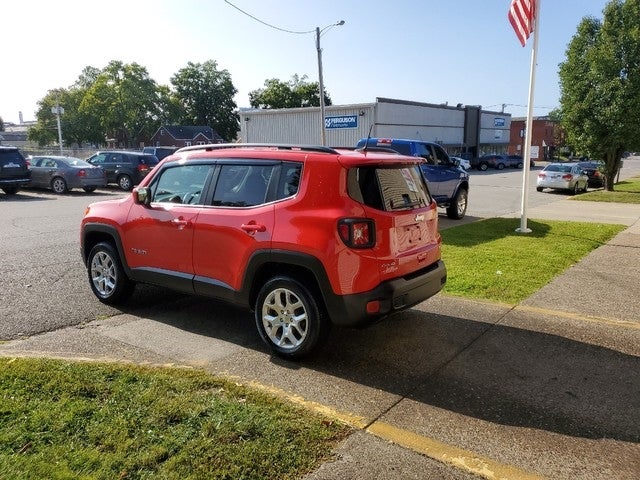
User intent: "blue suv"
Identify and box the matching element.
[356,138,470,219]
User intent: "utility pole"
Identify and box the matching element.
[51,104,64,155]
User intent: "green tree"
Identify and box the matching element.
[171,60,239,141]
[81,61,163,148]
[249,74,331,109]
[558,0,640,190]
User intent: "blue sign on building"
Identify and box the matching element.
[325,115,358,129]
[494,117,506,127]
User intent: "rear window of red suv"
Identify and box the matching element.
[348,165,431,211]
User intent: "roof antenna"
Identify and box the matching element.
[362,123,374,153]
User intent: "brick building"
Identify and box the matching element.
[509,116,564,161]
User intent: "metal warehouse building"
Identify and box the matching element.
[239,97,511,158]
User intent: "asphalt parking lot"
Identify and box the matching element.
[1,160,639,479]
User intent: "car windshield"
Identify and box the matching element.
[66,158,92,167]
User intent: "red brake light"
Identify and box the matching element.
[77,169,87,177]
[562,174,572,180]
[538,173,546,178]
[338,219,375,248]
[138,164,150,172]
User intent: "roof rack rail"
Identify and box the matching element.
[176,143,339,155]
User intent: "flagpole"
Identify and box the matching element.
[516,0,541,234]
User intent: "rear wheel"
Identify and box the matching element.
[572,182,581,195]
[497,163,505,170]
[536,187,543,192]
[255,276,329,359]
[87,242,134,304]
[446,188,467,219]
[2,187,19,195]
[117,174,133,191]
[83,186,97,193]
[479,163,488,171]
[51,177,67,194]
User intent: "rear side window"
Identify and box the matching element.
[348,166,431,211]
[212,164,275,207]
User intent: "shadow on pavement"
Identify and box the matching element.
[131,295,639,444]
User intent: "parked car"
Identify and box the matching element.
[355,138,470,219]
[81,143,447,358]
[451,156,471,171]
[28,155,107,193]
[85,151,159,190]
[577,161,604,188]
[0,146,31,195]
[473,154,520,171]
[536,163,589,194]
[142,146,178,161]
[507,154,536,168]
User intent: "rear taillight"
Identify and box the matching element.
[138,164,150,172]
[562,174,573,180]
[338,219,375,248]
[538,173,546,178]
[77,169,87,177]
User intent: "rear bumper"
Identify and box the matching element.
[325,260,447,327]
[0,176,31,188]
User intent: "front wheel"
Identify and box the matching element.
[255,277,329,359]
[478,163,488,171]
[87,242,135,304]
[536,187,543,192]
[446,188,467,219]
[497,163,505,170]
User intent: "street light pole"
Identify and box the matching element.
[316,20,344,146]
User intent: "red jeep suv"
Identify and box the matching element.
[81,144,447,358]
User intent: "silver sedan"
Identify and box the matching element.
[536,163,588,194]
[29,156,107,193]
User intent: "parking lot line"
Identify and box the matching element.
[516,305,640,331]
[248,381,544,480]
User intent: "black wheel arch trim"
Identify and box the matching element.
[81,223,133,277]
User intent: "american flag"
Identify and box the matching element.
[508,0,536,47]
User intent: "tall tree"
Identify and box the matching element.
[171,60,239,141]
[249,74,331,109]
[558,0,640,190]
[81,61,162,148]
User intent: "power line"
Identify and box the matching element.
[224,0,314,34]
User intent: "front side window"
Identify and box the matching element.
[150,164,213,205]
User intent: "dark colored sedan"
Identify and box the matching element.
[29,156,107,193]
[577,161,605,188]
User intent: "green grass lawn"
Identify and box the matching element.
[0,358,351,480]
[440,218,625,304]
[573,176,640,203]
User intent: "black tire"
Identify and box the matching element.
[517,162,524,169]
[478,163,488,171]
[117,174,133,191]
[572,182,580,195]
[255,276,329,359]
[51,177,68,194]
[536,187,543,192]
[497,163,505,170]
[83,186,97,193]
[2,187,19,195]
[86,241,135,305]
[446,188,467,220]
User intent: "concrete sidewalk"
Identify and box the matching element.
[1,197,639,479]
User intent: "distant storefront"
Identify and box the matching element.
[239,97,511,157]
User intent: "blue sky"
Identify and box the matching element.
[2,0,611,124]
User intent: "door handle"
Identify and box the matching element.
[170,218,190,229]
[241,223,266,233]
